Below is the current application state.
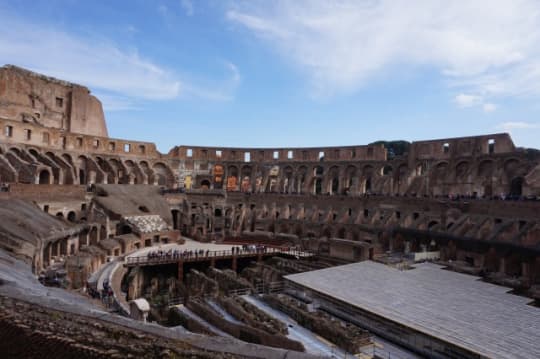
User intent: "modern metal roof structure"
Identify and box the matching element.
[285,261,540,359]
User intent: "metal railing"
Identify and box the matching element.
[125,247,313,266]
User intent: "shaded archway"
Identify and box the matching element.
[38,170,50,184]
[510,177,524,196]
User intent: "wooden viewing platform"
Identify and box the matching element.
[124,247,313,268]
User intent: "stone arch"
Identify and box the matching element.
[241,165,252,192]
[455,161,470,181]
[95,156,116,184]
[38,169,51,184]
[361,165,374,193]
[296,166,308,193]
[100,225,107,240]
[477,160,495,178]
[76,155,89,185]
[321,227,333,238]
[344,165,358,191]
[152,162,175,187]
[124,159,145,184]
[504,158,525,182]
[89,226,98,245]
[47,152,75,185]
[510,177,524,196]
[382,165,393,176]
[67,211,76,222]
[313,165,324,176]
[283,166,294,193]
[227,165,239,191]
[328,166,340,194]
[432,161,449,184]
[200,179,211,189]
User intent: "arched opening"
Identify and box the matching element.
[67,211,76,222]
[171,209,179,229]
[79,169,86,185]
[382,165,393,176]
[331,177,339,194]
[214,208,222,217]
[510,177,524,197]
[38,170,50,184]
[365,178,372,193]
[56,212,64,218]
[119,225,132,235]
[200,179,211,189]
[89,227,98,245]
[314,178,323,195]
[100,226,107,240]
[428,221,439,230]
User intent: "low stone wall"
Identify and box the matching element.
[187,299,304,352]
[264,294,371,353]
[217,296,287,335]
[168,307,215,336]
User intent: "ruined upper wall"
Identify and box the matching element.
[0,65,108,138]
[0,118,158,158]
[409,133,516,161]
[169,144,387,162]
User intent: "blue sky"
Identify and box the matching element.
[1,0,540,152]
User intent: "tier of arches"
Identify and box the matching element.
[0,145,176,187]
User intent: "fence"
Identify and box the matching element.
[125,247,313,267]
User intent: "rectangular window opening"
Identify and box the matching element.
[273,151,279,159]
[4,125,13,137]
[287,150,294,159]
[216,150,222,158]
[244,152,251,162]
[55,97,64,108]
[124,143,131,152]
[488,139,495,154]
[24,129,31,140]
[187,148,193,157]
[443,143,450,153]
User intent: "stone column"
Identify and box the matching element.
[177,260,184,283]
[499,257,506,275]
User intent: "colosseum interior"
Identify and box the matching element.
[0,65,539,358]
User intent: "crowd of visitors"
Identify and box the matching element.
[145,244,270,261]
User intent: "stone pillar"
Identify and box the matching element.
[522,262,530,280]
[210,257,216,268]
[177,260,184,283]
[499,257,506,275]
[232,256,237,272]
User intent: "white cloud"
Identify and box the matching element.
[0,11,239,111]
[180,0,194,16]
[227,0,540,102]
[454,94,482,108]
[483,103,497,113]
[497,121,540,131]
